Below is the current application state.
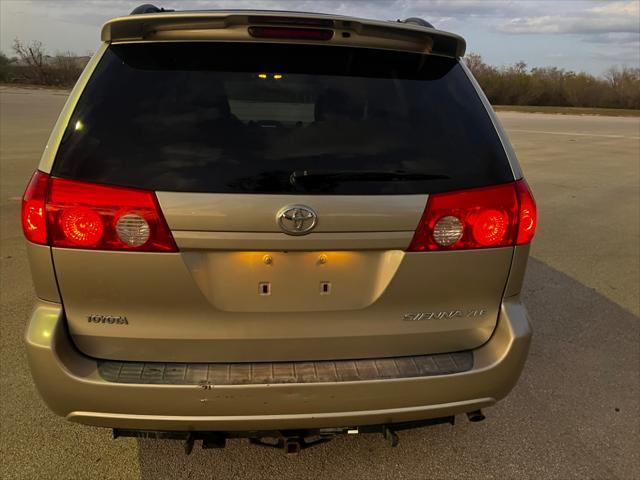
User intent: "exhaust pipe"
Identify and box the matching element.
[466,410,486,422]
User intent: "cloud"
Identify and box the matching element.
[583,32,639,45]
[590,0,639,15]
[24,0,528,28]
[496,1,640,35]
[493,0,640,68]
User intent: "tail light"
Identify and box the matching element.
[21,171,50,245]
[21,171,178,252]
[408,180,536,251]
[515,180,537,244]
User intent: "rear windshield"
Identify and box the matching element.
[53,42,512,195]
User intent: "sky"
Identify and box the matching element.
[1,0,638,76]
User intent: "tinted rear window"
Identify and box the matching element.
[53,42,512,194]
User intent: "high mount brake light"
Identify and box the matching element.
[248,26,334,41]
[21,171,178,252]
[407,180,536,251]
[247,16,334,28]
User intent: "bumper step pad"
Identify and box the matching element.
[98,351,473,385]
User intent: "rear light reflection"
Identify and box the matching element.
[21,171,178,252]
[408,180,536,251]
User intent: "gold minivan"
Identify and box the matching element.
[22,6,536,453]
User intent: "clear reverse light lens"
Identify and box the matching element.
[115,214,150,247]
[432,215,463,247]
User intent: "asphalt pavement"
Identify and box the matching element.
[1,87,638,479]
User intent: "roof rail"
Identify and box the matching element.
[400,17,434,29]
[130,4,173,15]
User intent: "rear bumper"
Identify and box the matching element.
[25,298,531,431]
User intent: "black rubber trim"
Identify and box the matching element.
[97,351,473,385]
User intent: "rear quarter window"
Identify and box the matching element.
[52,42,513,195]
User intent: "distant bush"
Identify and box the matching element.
[464,53,640,110]
[0,51,15,82]
[2,39,87,87]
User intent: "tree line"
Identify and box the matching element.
[1,40,638,109]
[0,40,86,87]
[464,53,639,110]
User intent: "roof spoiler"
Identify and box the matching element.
[101,11,466,58]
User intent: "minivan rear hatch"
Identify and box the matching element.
[49,41,515,362]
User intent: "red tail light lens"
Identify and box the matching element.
[472,209,509,246]
[516,180,537,245]
[408,180,536,251]
[21,171,177,252]
[21,171,50,245]
[58,206,104,246]
[248,26,334,41]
